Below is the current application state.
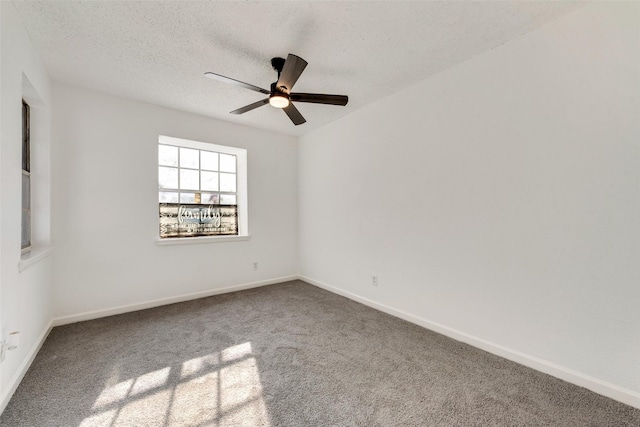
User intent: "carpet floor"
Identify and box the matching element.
[1,280,638,426]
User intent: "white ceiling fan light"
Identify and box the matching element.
[268,93,290,109]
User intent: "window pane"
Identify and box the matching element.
[180,193,196,203]
[22,173,31,249]
[180,169,199,190]
[159,166,178,189]
[159,191,179,203]
[201,171,219,191]
[201,151,219,171]
[180,148,199,169]
[219,154,236,173]
[220,194,236,204]
[201,193,219,204]
[23,101,30,172]
[219,173,236,192]
[159,145,178,166]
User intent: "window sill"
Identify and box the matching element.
[155,235,251,246]
[19,246,53,272]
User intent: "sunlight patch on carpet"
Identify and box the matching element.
[92,378,134,409]
[82,342,271,426]
[130,367,171,397]
[115,388,172,425]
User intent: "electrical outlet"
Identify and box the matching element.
[372,275,378,287]
[253,262,259,271]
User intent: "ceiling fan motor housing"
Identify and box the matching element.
[269,82,290,108]
[270,82,289,96]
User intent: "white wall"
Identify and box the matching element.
[299,2,640,404]
[51,83,298,319]
[0,2,53,412]
[2,0,638,414]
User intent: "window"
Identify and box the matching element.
[21,100,31,252]
[158,136,248,240]
[18,75,53,270]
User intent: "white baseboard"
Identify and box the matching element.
[300,275,640,410]
[52,275,298,326]
[0,320,53,415]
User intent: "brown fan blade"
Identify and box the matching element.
[290,93,348,106]
[276,54,308,93]
[283,103,306,125]
[230,98,269,114]
[205,72,270,95]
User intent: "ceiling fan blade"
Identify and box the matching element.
[276,54,308,93]
[290,93,349,106]
[230,98,269,114]
[283,103,306,125]
[205,72,270,95]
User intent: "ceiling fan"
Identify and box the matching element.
[205,54,348,126]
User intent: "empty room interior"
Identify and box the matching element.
[1,1,639,425]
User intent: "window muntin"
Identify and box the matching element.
[158,136,247,240]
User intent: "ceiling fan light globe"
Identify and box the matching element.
[269,95,290,109]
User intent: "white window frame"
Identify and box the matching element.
[156,135,249,245]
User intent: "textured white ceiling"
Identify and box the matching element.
[13,1,583,136]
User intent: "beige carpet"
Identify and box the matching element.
[1,280,638,426]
